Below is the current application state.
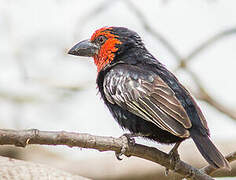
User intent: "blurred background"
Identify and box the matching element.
[0,0,236,179]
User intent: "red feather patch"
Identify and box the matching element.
[91,27,122,72]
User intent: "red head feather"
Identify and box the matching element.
[90,27,122,72]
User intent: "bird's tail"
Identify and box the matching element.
[191,130,231,170]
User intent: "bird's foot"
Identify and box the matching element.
[165,142,181,176]
[115,133,136,160]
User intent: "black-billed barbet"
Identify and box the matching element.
[68,26,230,170]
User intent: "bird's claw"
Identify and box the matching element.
[115,133,136,160]
[165,153,180,176]
[169,149,180,161]
[123,133,136,145]
[165,142,181,176]
[115,146,126,160]
[165,151,180,176]
[164,168,170,176]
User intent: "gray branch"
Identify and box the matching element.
[1,128,232,180]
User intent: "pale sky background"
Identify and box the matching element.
[0,0,236,179]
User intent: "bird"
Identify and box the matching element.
[68,26,230,170]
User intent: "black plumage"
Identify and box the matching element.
[68,26,230,169]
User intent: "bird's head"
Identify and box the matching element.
[68,27,144,72]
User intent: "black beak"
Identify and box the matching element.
[68,39,99,57]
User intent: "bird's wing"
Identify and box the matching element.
[103,65,192,138]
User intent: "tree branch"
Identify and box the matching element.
[124,0,182,60]
[185,69,236,120]
[201,151,236,176]
[0,129,231,180]
[185,27,236,64]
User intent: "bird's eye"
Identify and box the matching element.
[96,36,106,44]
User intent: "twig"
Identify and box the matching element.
[185,69,236,120]
[0,129,215,180]
[197,89,236,120]
[74,0,119,39]
[124,0,182,60]
[174,27,236,70]
[185,27,236,64]
[201,151,236,176]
